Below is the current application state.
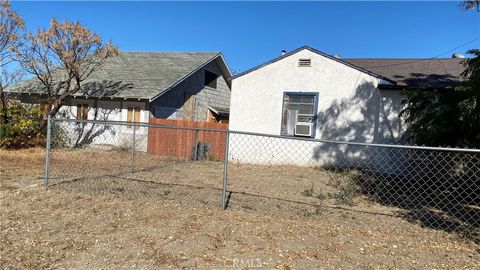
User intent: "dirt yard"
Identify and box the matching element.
[1,148,479,269]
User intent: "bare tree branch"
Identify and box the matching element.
[0,0,25,124]
[15,18,119,132]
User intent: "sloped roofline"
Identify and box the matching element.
[7,52,233,101]
[149,53,232,102]
[230,46,397,85]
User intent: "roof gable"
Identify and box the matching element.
[150,53,232,101]
[231,46,397,85]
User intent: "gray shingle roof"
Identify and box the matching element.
[231,45,466,89]
[343,58,466,89]
[8,52,221,99]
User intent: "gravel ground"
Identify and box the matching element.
[1,148,479,269]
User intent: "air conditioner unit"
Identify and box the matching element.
[295,122,313,137]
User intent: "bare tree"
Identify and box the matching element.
[460,0,480,11]
[0,0,25,125]
[14,18,119,131]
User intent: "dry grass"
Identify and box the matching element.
[1,148,479,269]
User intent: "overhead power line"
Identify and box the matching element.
[363,37,480,68]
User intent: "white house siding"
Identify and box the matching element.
[377,90,408,144]
[56,98,149,152]
[229,49,407,172]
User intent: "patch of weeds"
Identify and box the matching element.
[302,185,314,197]
[316,193,329,201]
[327,174,342,188]
[161,190,171,198]
[241,204,253,210]
[314,205,324,215]
[301,206,324,218]
[333,181,358,206]
[112,186,125,193]
[325,170,359,206]
[313,166,326,172]
[301,209,313,218]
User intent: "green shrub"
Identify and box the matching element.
[333,181,358,206]
[302,185,314,197]
[0,101,44,148]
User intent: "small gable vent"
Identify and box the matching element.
[298,58,311,67]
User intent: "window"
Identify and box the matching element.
[298,59,311,67]
[127,106,141,128]
[281,93,317,137]
[76,104,89,123]
[204,70,217,89]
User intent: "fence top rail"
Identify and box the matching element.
[228,130,480,153]
[52,118,480,153]
[53,118,228,133]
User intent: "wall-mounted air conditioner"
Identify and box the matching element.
[295,122,313,137]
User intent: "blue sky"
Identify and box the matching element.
[10,1,480,72]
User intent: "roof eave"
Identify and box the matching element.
[230,45,398,85]
[378,84,459,91]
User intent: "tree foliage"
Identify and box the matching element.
[14,18,119,132]
[1,2,119,148]
[0,0,25,125]
[0,101,43,148]
[401,50,480,148]
[460,0,480,11]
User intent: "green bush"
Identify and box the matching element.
[0,101,44,148]
[301,185,314,197]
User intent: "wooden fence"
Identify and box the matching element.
[147,118,228,160]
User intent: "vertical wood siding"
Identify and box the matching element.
[147,118,228,160]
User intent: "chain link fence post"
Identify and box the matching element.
[221,130,230,210]
[131,123,136,173]
[43,114,52,187]
[193,128,199,161]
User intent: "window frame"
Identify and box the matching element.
[127,106,141,129]
[280,91,319,138]
[75,103,90,121]
[71,99,94,123]
[204,70,218,89]
[75,103,90,126]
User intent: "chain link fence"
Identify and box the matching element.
[45,117,227,209]
[44,117,480,242]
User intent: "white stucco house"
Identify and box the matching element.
[228,46,465,167]
[8,52,232,150]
